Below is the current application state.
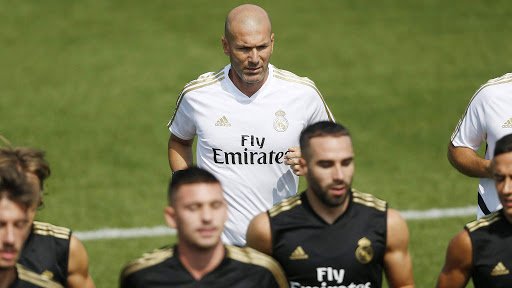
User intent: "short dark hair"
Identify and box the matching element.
[0,147,50,207]
[0,166,36,209]
[494,134,512,157]
[168,167,220,204]
[299,121,351,159]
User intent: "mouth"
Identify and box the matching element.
[329,185,347,196]
[245,67,261,74]
[503,198,512,208]
[0,249,18,262]
[197,227,218,237]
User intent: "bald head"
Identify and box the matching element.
[224,4,272,41]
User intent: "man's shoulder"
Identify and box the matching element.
[474,72,512,98]
[120,246,174,279]
[31,221,71,240]
[180,66,227,96]
[268,194,303,218]
[16,264,64,288]
[351,189,387,212]
[465,210,502,233]
[225,245,288,287]
[271,65,317,87]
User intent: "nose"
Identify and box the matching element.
[248,48,258,63]
[201,207,213,223]
[504,177,512,195]
[332,165,344,181]
[4,224,15,245]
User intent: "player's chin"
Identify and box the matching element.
[242,73,264,84]
[195,238,221,250]
[502,199,512,214]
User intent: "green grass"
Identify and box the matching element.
[2,0,511,287]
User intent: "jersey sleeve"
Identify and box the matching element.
[167,93,197,140]
[450,87,487,151]
[304,85,335,125]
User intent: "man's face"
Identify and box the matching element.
[492,151,512,218]
[303,136,355,208]
[222,24,274,87]
[0,196,31,268]
[165,183,227,250]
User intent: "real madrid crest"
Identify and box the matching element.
[355,237,373,264]
[273,110,288,132]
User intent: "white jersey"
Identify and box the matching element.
[451,73,512,218]
[168,64,334,245]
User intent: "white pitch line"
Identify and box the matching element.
[75,226,176,241]
[399,205,475,220]
[74,206,476,241]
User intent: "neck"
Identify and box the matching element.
[503,210,512,224]
[228,69,267,97]
[306,190,350,224]
[178,241,225,280]
[0,267,16,288]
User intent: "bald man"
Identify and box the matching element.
[167,4,334,246]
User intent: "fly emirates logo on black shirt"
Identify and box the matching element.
[290,267,372,288]
[212,134,288,165]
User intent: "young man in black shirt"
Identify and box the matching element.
[437,133,512,288]
[120,167,288,288]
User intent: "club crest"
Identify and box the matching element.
[355,237,373,264]
[273,110,288,132]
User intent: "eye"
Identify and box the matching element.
[341,158,353,167]
[317,160,333,168]
[494,174,505,183]
[186,204,201,211]
[256,45,268,51]
[15,220,29,229]
[211,201,224,209]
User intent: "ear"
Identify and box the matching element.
[221,36,230,56]
[164,206,177,229]
[270,33,275,53]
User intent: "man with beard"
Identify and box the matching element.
[246,121,414,288]
[120,167,288,288]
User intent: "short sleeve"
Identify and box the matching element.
[167,93,197,140]
[451,87,488,151]
[304,85,335,125]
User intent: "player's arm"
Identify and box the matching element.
[246,212,272,256]
[168,133,194,171]
[448,143,492,178]
[67,235,95,288]
[383,209,414,288]
[284,147,305,176]
[435,230,472,288]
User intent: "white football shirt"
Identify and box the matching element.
[168,64,334,245]
[451,73,512,218]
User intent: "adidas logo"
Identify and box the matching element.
[215,116,231,127]
[502,118,512,128]
[289,246,309,260]
[41,270,54,280]
[491,262,509,276]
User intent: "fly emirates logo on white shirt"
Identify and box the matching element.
[211,134,288,165]
[290,267,371,288]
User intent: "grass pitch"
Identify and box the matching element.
[2,0,512,287]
